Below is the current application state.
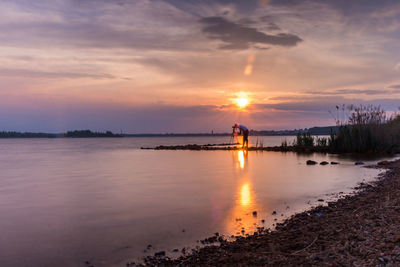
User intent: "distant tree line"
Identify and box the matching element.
[64,130,122,137]
[251,126,338,136]
[0,130,122,138]
[0,131,58,138]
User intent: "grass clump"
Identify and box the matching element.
[329,105,400,153]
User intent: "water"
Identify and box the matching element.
[0,137,389,266]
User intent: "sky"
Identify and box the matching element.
[1,0,400,133]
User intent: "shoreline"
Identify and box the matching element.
[141,144,332,153]
[141,144,398,155]
[135,159,400,266]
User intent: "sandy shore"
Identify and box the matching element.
[132,159,400,266]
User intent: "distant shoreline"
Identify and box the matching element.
[0,126,336,138]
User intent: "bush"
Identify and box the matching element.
[295,133,314,147]
[328,105,400,153]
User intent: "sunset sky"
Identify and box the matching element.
[1,0,400,133]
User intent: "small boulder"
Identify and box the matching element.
[330,161,339,165]
[355,161,364,165]
[272,211,277,215]
[154,251,166,257]
[320,161,329,165]
[307,160,318,165]
[252,211,257,217]
[378,160,390,166]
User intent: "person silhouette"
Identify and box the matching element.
[232,123,249,148]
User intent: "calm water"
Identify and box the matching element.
[0,137,389,266]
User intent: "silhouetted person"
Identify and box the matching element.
[232,123,249,148]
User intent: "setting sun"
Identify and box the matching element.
[234,97,249,108]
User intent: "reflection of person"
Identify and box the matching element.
[232,123,249,148]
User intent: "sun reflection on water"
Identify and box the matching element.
[238,150,245,169]
[240,183,251,206]
[223,151,265,236]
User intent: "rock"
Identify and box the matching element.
[330,161,339,165]
[252,211,257,217]
[155,251,166,257]
[320,161,329,165]
[272,211,277,215]
[318,199,324,202]
[355,161,364,165]
[378,160,390,166]
[307,160,318,165]
[172,249,179,252]
[261,219,265,223]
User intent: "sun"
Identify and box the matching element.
[235,97,249,108]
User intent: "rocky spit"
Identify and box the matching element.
[129,159,400,266]
[141,144,332,153]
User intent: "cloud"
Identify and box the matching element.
[263,95,400,112]
[199,16,302,49]
[0,68,115,80]
[305,88,393,96]
[0,0,200,51]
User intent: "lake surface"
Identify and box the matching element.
[0,137,389,266]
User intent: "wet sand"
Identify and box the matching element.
[136,159,400,266]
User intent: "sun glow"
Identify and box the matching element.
[235,97,249,108]
[233,93,250,109]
